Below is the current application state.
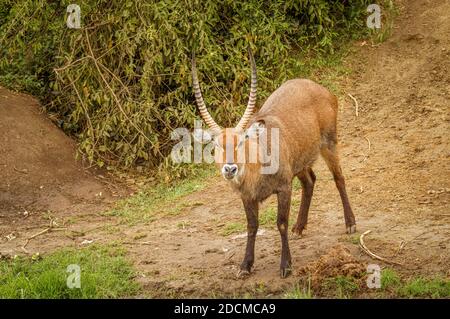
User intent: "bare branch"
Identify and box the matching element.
[359,230,403,266]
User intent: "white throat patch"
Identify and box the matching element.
[230,164,245,185]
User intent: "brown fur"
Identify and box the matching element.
[213,79,356,278]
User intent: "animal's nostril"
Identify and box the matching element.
[222,164,237,177]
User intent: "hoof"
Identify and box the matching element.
[236,269,251,279]
[346,225,356,234]
[280,267,292,279]
[291,223,306,237]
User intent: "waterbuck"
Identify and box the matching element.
[191,49,356,278]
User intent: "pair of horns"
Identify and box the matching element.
[191,48,257,134]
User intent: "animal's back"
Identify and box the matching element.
[253,79,339,173]
[257,79,337,129]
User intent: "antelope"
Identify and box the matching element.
[191,49,356,278]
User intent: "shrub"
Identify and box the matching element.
[0,0,372,171]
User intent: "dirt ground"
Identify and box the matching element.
[0,0,449,297]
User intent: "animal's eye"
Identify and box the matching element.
[236,140,244,149]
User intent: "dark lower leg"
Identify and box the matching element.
[277,189,292,278]
[292,168,316,235]
[239,199,259,276]
[321,146,356,234]
[334,172,356,232]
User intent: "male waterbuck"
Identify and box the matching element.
[191,49,356,278]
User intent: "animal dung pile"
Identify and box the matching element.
[296,244,366,288]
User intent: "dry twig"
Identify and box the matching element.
[359,230,402,266]
[348,93,359,117]
[362,136,371,162]
[13,166,28,174]
[84,30,151,144]
[394,231,431,256]
[365,136,371,153]
[21,227,66,253]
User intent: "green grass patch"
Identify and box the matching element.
[380,268,449,298]
[219,204,283,236]
[259,199,300,227]
[348,234,360,245]
[283,269,448,299]
[398,277,450,299]
[220,222,246,236]
[284,279,313,299]
[260,206,278,226]
[0,245,138,299]
[219,194,300,236]
[368,0,398,45]
[103,166,215,224]
[381,268,401,290]
[323,276,359,299]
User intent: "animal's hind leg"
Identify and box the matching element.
[321,141,356,234]
[292,168,316,236]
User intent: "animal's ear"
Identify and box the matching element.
[193,129,215,144]
[245,121,266,140]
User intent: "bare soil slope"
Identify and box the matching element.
[0,88,121,254]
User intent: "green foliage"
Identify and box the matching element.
[0,245,138,298]
[284,279,313,299]
[323,275,359,298]
[219,205,279,236]
[220,195,301,236]
[283,268,448,298]
[369,0,398,44]
[380,268,449,298]
[260,206,278,225]
[381,268,401,290]
[220,222,246,236]
[0,0,372,169]
[398,277,450,299]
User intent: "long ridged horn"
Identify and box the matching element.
[235,47,257,131]
[191,53,222,134]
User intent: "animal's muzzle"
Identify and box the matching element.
[222,164,238,180]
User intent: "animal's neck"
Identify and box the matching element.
[234,162,261,192]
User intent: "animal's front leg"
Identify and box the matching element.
[277,187,292,278]
[237,198,259,278]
